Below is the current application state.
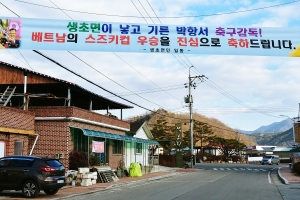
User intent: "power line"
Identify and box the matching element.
[67,51,166,108]
[2,1,287,132]
[181,53,283,118]
[0,1,252,131]
[46,0,174,109]
[146,0,162,24]
[14,0,300,18]
[34,50,158,111]
[104,84,184,98]
[137,0,155,24]
[112,52,183,102]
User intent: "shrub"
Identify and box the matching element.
[89,154,100,166]
[69,151,88,170]
[292,162,300,175]
[229,156,241,162]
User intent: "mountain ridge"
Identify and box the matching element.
[237,119,293,135]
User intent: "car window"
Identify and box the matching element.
[45,159,63,167]
[0,158,10,167]
[9,158,35,167]
[264,156,272,159]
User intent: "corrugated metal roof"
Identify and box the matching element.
[0,61,133,110]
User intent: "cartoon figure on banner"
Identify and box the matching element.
[6,19,22,48]
[0,19,21,49]
[0,19,8,48]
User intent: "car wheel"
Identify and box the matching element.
[22,180,40,198]
[277,162,280,165]
[261,163,264,165]
[44,188,59,195]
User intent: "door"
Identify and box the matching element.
[6,158,33,188]
[0,141,5,158]
[125,142,132,167]
[0,158,11,188]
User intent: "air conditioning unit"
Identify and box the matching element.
[55,153,64,159]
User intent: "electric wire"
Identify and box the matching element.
[17,50,34,70]
[47,0,172,109]
[14,0,300,19]
[180,53,283,118]
[67,51,167,108]
[1,1,290,132]
[146,0,162,24]
[112,52,183,102]
[5,0,287,118]
[104,83,183,97]
[138,1,239,134]
[0,2,65,106]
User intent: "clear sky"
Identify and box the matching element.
[0,0,300,131]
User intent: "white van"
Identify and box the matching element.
[261,155,280,165]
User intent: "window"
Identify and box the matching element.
[136,143,142,154]
[14,141,23,155]
[45,159,63,167]
[10,158,34,167]
[0,158,10,167]
[112,140,122,154]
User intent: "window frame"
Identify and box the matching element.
[136,143,142,154]
[112,140,123,154]
[14,141,23,155]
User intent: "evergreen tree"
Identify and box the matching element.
[151,116,174,151]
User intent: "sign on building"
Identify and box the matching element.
[174,123,182,147]
[294,123,300,143]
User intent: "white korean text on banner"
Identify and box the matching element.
[0,16,300,57]
[92,141,104,153]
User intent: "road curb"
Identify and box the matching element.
[106,172,180,189]
[54,172,180,199]
[278,167,289,185]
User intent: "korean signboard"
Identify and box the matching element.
[175,123,182,148]
[294,123,300,143]
[1,16,300,57]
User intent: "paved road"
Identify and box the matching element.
[65,163,291,200]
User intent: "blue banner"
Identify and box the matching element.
[0,16,300,57]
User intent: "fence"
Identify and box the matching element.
[159,155,176,167]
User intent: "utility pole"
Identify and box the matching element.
[236,131,240,157]
[185,66,206,168]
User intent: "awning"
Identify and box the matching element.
[80,129,158,145]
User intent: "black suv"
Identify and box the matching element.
[0,155,66,198]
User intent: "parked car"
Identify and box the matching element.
[0,155,66,198]
[261,155,280,165]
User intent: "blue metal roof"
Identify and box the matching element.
[81,129,158,145]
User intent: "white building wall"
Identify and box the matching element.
[135,128,148,139]
[124,124,153,168]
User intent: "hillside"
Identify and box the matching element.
[252,119,293,134]
[249,128,295,146]
[126,109,256,147]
